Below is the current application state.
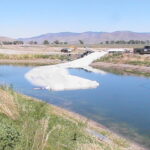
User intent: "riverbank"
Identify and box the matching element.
[92,53,150,76]
[0,53,71,66]
[91,62,150,77]
[0,59,62,66]
[0,87,145,150]
[95,53,150,67]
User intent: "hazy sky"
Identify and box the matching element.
[0,0,150,38]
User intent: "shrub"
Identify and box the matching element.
[0,117,20,150]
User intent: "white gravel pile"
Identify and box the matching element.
[25,51,108,91]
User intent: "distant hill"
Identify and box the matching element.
[0,36,15,42]
[18,31,150,44]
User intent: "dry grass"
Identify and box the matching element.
[0,89,19,119]
[30,117,61,150]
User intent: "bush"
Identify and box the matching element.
[0,117,20,150]
[43,40,49,45]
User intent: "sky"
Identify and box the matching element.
[0,0,150,38]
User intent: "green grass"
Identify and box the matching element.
[95,66,150,77]
[97,53,123,63]
[0,87,137,150]
[127,60,150,67]
[0,54,69,61]
[94,53,150,77]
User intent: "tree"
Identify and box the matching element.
[53,40,60,44]
[2,41,13,45]
[29,41,38,45]
[43,40,49,45]
[13,41,24,45]
[128,40,135,44]
[64,42,68,45]
[146,40,150,45]
[141,41,146,44]
[29,41,34,45]
[105,41,109,44]
[34,41,38,45]
[110,41,115,44]
[79,40,84,45]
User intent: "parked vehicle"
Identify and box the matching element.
[108,49,127,53]
[134,46,150,54]
[80,50,93,57]
[61,48,72,53]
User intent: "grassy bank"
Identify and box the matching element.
[0,59,60,66]
[94,65,150,77]
[0,86,143,150]
[0,54,70,66]
[93,53,150,77]
[96,53,150,67]
[0,54,69,61]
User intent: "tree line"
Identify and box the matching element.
[1,39,150,45]
[28,40,68,45]
[42,40,68,45]
[1,41,24,45]
[0,40,68,45]
[100,40,150,45]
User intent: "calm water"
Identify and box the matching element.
[0,65,150,148]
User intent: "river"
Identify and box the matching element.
[0,65,150,148]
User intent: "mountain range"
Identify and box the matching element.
[2,31,150,44]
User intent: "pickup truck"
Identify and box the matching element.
[134,46,150,54]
